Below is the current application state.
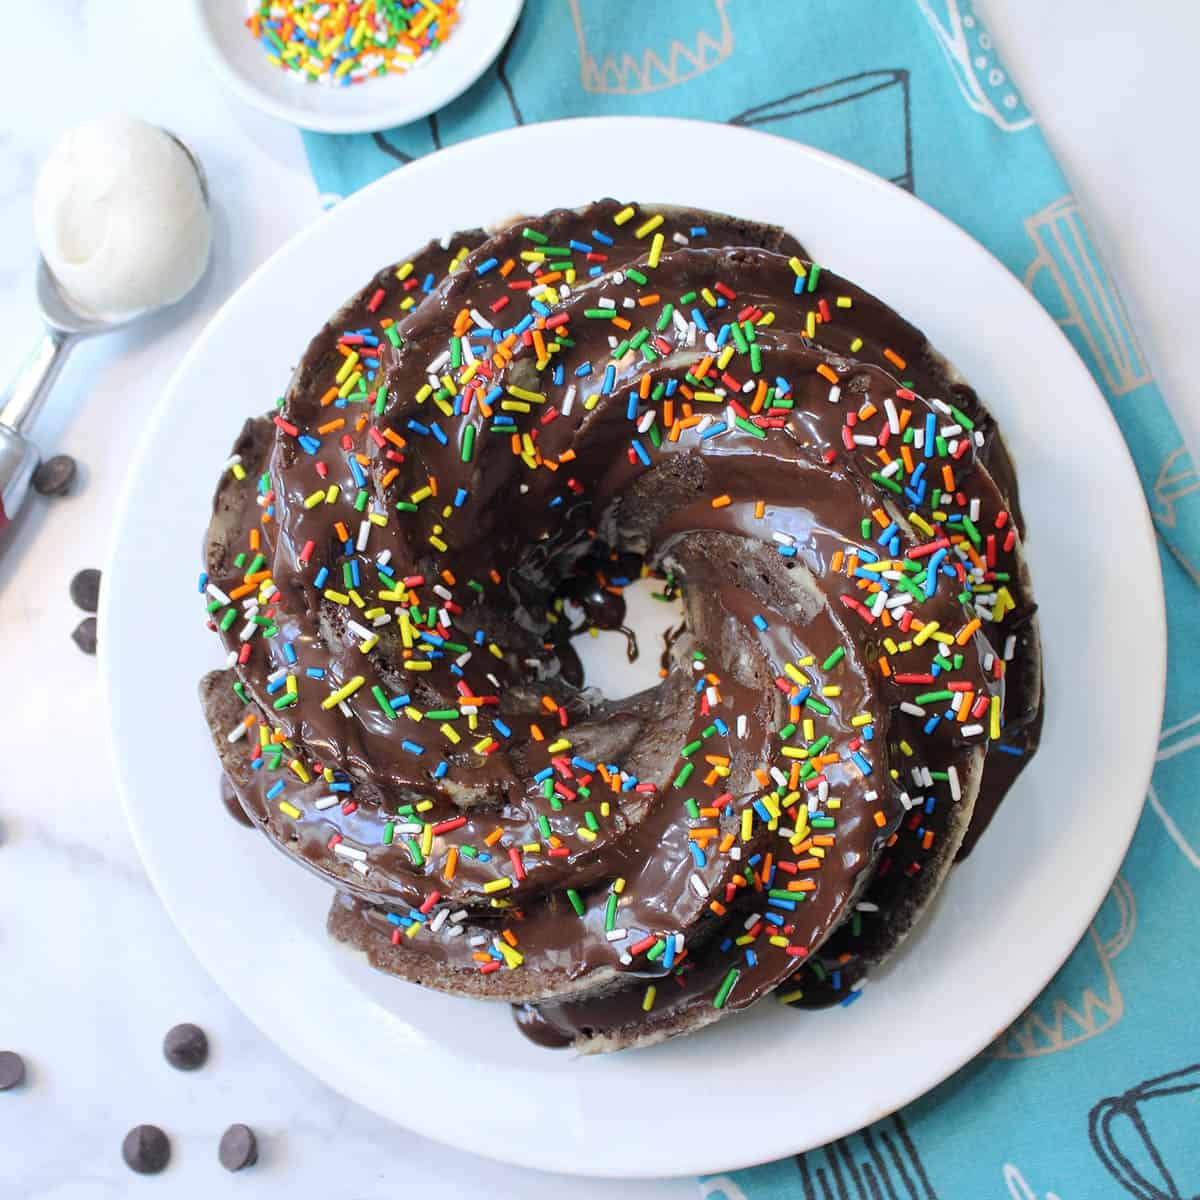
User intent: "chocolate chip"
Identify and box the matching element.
[218,1123,258,1171]
[162,1023,208,1070]
[70,568,101,613]
[71,616,97,655]
[122,1125,170,1174]
[32,454,77,497]
[0,1051,26,1091]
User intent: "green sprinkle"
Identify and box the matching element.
[522,227,548,244]
[382,821,395,845]
[372,686,396,719]
[713,967,740,1009]
[674,762,695,788]
[406,838,424,868]
[822,646,846,671]
[681,739,702,758]
[567,888,585,916]
[605,892,618,931]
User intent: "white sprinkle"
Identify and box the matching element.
[598,296,616,309]
[900,702,926,717]
[623,297,636,309]
[770,765,788,787]
[730,846,742,861]
[356,521,370,551]
[879,459,903,478]
[445,924,464,938]
[948,765,962,802]
[772,530,796,546]
[426,349,450,373]
[931,397,952,414]
[222,454,242,472]
[827,385,841,404]
[737,714,748,738]
[704,332,719,352]
[899,791,914,810]
[333,843,367,862]
[969,497,981,522]
[705,686,719,707]
[468,934,488,947]
[314,795,341,811]
[637,410,655,433]
[429,908,449,933]
[689,874,710,898]
[884,397,900,433]
[562,384,577,416]
[941,423,963,438]
[238,620,257,643]
[226,723,248,744]
[672,232,689,245]
[351,860,368,877]
[870,590,888,617]
[961,723,985,737]
[347,620,373,640]
[853,434,879,446]
[619,953,633,966]
[223,650,238,669]
[433,584,452,601]
[743,912,760,930]
[450,909,468,924]
[605,928,628,942]
[376,549,392,567]
[856,901,880,913]
[206,583,231,605]
[267,666,288,684]
[468,308,493,331]
[672,309,689,333]
[1003,635,1017,661]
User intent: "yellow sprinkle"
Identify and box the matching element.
[741,808,753,843]
[781,747,808,760]
[647,231,664,268]
[642,985,657,1012]
[821,685,842,697]
[836,296,853,308]
[321,676,364,709]
[546,738,571,754]
[337,372,361,399]
[499,942,524,969]
[440,723,461,745]
[410,486,432,503]
[368,512,388,527]
[323,589,349,605]
[416,799,434,812]
[507,385,545,403]
[990,695,1002,739]
[335,351,359,384]
[304,490,327,509]
[348,589,364,609]
[788,256,807,278]
[278,801,301,820]
[230,463,246,481]
[613,877,626,894]
[783,662,808,685]
[404,661,433,672]
[421,822,433,858]
[396,261,414,281]
[634,213,664,238]
[288,759,310,783]
[716,344,735,370]
[700,287,717,307]
[770,935,790,949]
[913,621,939,646]
[613,205,636,226]
[576,827,597,843]
[851,714,872,727]
[483,878,512,894]
[359,635,379,654]
[429,535,448,552]
[802,719,815,741]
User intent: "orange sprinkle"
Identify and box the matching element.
[883,348,907,370]
[484,827,504,847]
[873,811,888,827]
[754,500,766,519]
[816,363,840,384]
[317,418,345,434]
[942,465,956,491]
[444,847,458,881]
[319,386,339,407]
[711,494,732,509]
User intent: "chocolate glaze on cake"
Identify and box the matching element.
[199,200,1041,1051]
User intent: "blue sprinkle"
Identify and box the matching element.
[314,566,329,588]
[266,780,285,800]
[298,435,321,455]
[407,419,430,436]
[715,323,731,348]
[626,394,638,421]
[534,768,554,783]
[552,364,564,386]
[569,239,591,252]
[401,740,424,756]
[688,843,706,868]
[601,364,616,395]
[348,457,366,487]
[997,743,1025,757]
[691,307,709,332]
[571,756,597,771]
[777,545,797,557]
[306,667,325,679]
[493,719,512,738]
[767,897,797,911]
[283,642,297,664]
[745,949,758,968]
[631,439,651,467]
[924,413,936,458]
[197,572,208,593]
[840,989,863,1008]
[592,228,613,245]
[851,751,873,775]
[923,715,942,735]
[531,299,551,317]
[752,615,768,631]
[793,685,812,705]
[700,421,728,440]
[665,378,679,396]
[266,676,285,695]
[690,226,707,237]
[475,257,499,276]
[713,717,729,736]
[430,422,448,446]
[663,937,677,969]
[433,761,449,779]
[574,361,593,377]
[513,314,534,335]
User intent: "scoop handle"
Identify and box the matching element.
[0,327,72,432]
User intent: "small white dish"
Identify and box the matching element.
[190,0,523,133]
[101,118,1164,1178]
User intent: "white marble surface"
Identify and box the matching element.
[0,2,1194,1196]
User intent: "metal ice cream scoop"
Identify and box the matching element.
[0,133,208,531]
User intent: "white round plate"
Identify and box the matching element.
[191,0,523,133]
[101,118,1164,1178]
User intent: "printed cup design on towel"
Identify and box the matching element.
[916,0,1034,131]
[1088,1065,1200,1199]
[729,71,914,192]
[792,1113,939,1199]
[1152,448,1200,582]
[987,875,1135,1059]
[567,0,733,94]
[1024,196,1152,397]
[1004,1163,1064,1200]
[1148,713,1200,872]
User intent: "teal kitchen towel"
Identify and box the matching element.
[302,3,1199,1195]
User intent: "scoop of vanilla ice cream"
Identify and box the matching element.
[34,115,211,321]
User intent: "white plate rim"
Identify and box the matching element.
[100,116,1166,1178]
[189,0,524,133]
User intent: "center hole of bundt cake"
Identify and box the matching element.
[569,573,684,701]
